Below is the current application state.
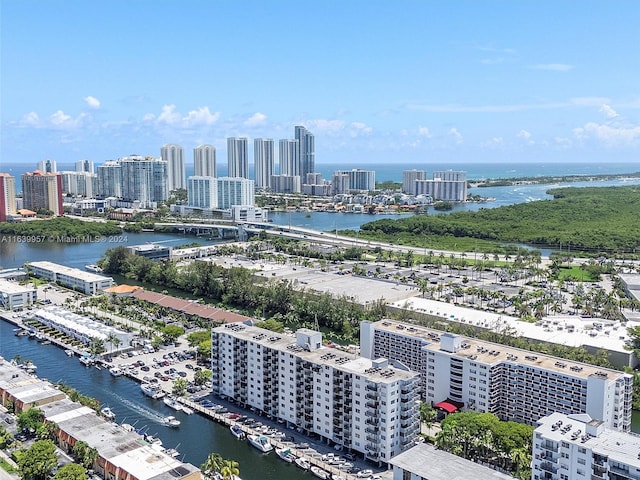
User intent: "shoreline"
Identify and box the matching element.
[470,171,640,188]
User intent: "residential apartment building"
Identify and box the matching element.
[75,159,94,174]
[215,177,254,209]
[60,171,97,197]
[161,143,186,191]
[227,137,249,179]
[21,171,63,215]
[254,138,274,189]
[295,125,315,180]
[279,139,300,177]
[194,144,217,177]
[96,161,123,198]
[414,170,467,201]
[28,261,113,295]
[0,280,37,310]
[0,173,16,222]
[120,155,168,207]
[211,324,421,464]
[333,169,376,192]
[270,174,301,194]
[361,320,633,431]
[402,169,427,195]
[187,176,217,209]
[37,159,57,173]
[532,412,640,480]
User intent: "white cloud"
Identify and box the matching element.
[418,126,431,138]
[599,104,619,118]
[349,122,372,136]
[144,104,220,128]
[582,122,640,146]
[21,112,40,126]
[305,119,346,135]
[244,112,267,127]
[570,97,610,106]
[84,96,101,109]
[481,137,504,148]
[449,128,463,144]
[517,129,534,145]
[554,137,572,148]
[528,63,575,72]
[183,107,220,127]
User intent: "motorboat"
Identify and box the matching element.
[163,397,183,412]
[230,424,246,440]
[294,457,310,471]
[65,349,74,357]
[85,264,103,273]
[247,434,273,453]
[144,434,163,446]
[181,405,194,415]
[163,448,180,458]
[100,407,116,420]
[121,423,135,432]
[275,447,296,463]
[79,356,94,367]
[141,382,165,399]
[109,366,123,377]
[311,466,331,480]
[162,416,180,428]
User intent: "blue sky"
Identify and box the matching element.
[1,0,639,167]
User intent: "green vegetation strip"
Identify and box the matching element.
[0,217,122,240]
[356,186,640,254]
[0,457,17,473]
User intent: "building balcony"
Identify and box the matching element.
[366,401,378,409]
[541,442,559,453]
[365,426,378,434]
[539,462,558,474]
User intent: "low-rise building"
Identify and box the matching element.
[127,244,172,260]
[532,411,640,480]
[0,279,37,309]
[211,324,421,464]
[28,261,113,295]
[390,443,516,480]
[361,319,633,431]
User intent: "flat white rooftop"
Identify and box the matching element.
[0,279,35,294]
[29,261,112,283]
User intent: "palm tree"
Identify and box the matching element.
[510,447,531,479]
[201,453,224,479]
[220,459,240,480]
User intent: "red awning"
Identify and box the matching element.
[434,401,459,413]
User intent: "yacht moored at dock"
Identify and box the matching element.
[247,434,273,453]
[140,382,165,399]
[230,424,245,440]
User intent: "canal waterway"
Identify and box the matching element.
[0,318,308,480]
[2,176,639,271]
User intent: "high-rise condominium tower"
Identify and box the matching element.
[0,174,17,222]
[227,138,249,179]
[295,125,315,180]
[161,144,185,191]
[254,138,274,189]
[37,159,57,173]
[278,139,299,176]
[75,159,94,174]
[193,145,216,177]
[21,171,63,216]
[120,155,168,208]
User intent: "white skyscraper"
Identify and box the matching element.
[161,144,185,191]
[75,160,94,174]
[253,138,274,189]
[216,177,254,209]
[193,144,216,177]
[227,138,249,179]
[120,155,168,208]
[402,169,427,194]
[97,161,122,198]
[187,176,217,209]
[37,159,57,173]
[278,139,299,176]
[295,125,315,180]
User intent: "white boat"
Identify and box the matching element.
[163,448,180,458]
[85,264,103,273]
[230,424,246,440]
[65,349,74,357]
[162,416,180,428]
[121,423,135,432]
[275,447,296,463]
[247,434,273,453]
[181,405,194,415]
[163,397,183,411]
[79,356,94,367]
[141,382,165,399]
[294,457,310,470]
[144,434,163,446]
[100,407,116,420]
[311,466,331,480]
[109,366,123,377]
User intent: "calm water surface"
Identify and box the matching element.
[0,318,308,480]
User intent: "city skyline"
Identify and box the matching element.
[1,1,639,166]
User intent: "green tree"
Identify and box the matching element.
[186,330,210,347]
[53,463,88,480]
[194,369,212,386]
[255,318,285,333]
[17,439,58,480]
[172,377,188,396]
[220,459,240,480]
[17,408,44,434]
[36,421,58,441]
[161,325,185,344]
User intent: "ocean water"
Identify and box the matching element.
[2,161,639,193]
